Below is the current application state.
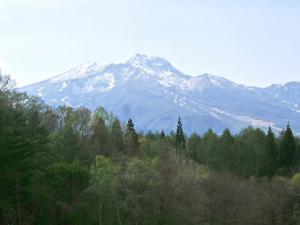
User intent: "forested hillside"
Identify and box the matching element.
[2,74,300,225]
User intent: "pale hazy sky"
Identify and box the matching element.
[0,0,300,87]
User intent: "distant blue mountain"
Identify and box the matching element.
[20,54,300,134]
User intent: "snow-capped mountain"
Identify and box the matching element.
[263,82,300,112]
[20,54,300,134]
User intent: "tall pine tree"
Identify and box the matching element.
[111,118,124,155]
[279,123,296,171]
[125,119,139,155]
[176,117,185,155]
[218,129,235,172]
[160,130,165,139]
[264,127,278,178]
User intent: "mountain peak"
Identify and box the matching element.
[194,73,235,88]
[125,53,180,75]
[126,53,170,65]
[49,61,104,82]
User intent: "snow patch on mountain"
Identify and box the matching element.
[83,72,116,93]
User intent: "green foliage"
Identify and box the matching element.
[125,118,139,155]
[216,129,236,172]
[46,162,89,202]
[292,173,300,193]
[0,72,15,102]
[234,127,266,177]
[93,106,114,128]
[160,129,166,138]
[187,133,202,162]
[264,127,278,178]
[87,155,119,225]
[122,157,163,225]
[176,116,185,154]
[279,123,296,171]
[202,129,218,168]
[291,174,300,225]
[91,116,109,155]
[110,118,124,155]
[1,74,300,225]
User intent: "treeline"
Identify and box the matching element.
[179,120,300,178]
[1,74,300,225]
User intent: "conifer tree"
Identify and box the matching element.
[264,127,278,178]
[92,117,109,155]
[160,130,165,139]
[187,133,202,162]
[279,123,296,170]
[218,129,235,172]
[111,118,124,154]
[55,107,81,163]
[176,117,185,155]
[203,129,218,169]
[125,119,139,154]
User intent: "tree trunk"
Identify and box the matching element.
[115,203,122,225]
[15,181,21,225]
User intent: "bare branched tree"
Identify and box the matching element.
[0,71,15,101]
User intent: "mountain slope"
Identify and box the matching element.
[20,54,300,134]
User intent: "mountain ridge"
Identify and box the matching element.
[20,54,300,134]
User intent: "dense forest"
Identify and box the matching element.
[1,73,300,225]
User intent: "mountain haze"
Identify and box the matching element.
[20,54,300,134]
